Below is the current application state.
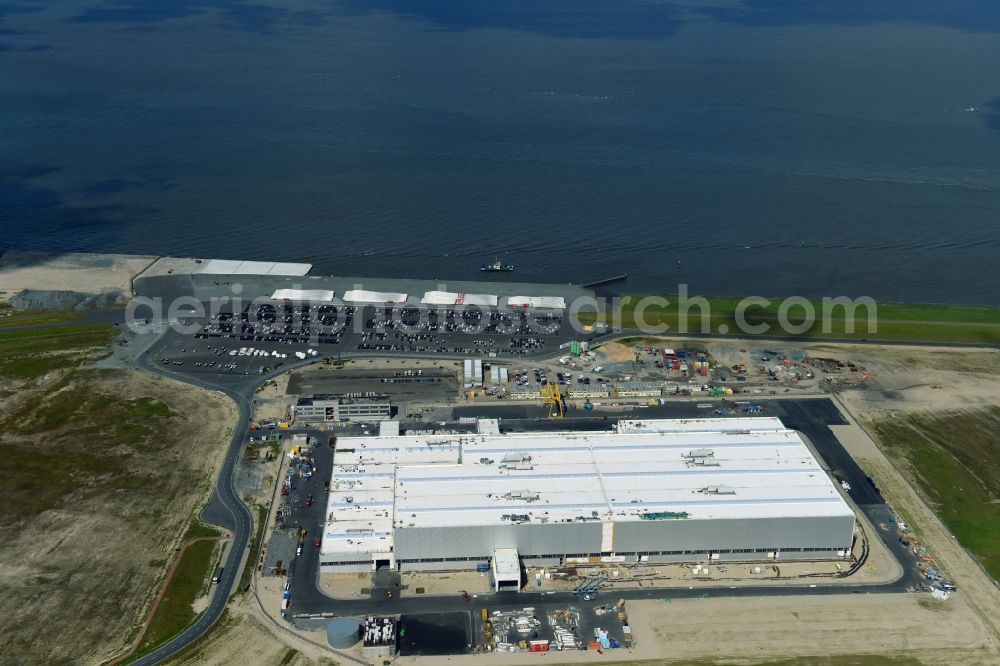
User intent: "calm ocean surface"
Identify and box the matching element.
[2,1,1000,303]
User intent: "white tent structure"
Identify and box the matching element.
[506,295,566,309]
[343,289,409,304]
[270,288,335,302]
[421,291,499,307]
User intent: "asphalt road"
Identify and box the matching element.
[128,331,260,665]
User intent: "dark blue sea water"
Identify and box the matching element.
[3,1,1000,303]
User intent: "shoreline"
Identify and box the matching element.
[5,250,1000,345]
[2,248,999,308]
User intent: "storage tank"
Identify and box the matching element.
[327,617,361,649]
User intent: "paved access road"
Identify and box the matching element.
[128,332,264,665]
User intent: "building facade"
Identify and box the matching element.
[295,394,391,423]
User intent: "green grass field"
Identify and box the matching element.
[869,408,1000,581]
[0,323,117,379]
[183,519,223,542]
[138,539,220,654]
[0,307,87,329]
[238,504,268,593]
[577,294,1000,344]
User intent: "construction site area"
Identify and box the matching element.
[204,330,1000,666]
[115,329,999,666]
[6,252,1000,665]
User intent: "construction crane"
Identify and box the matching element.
[541,382,566,419]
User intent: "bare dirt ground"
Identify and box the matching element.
[253,374,293,423]
[595,341,636,363]
[387,594,994,666]
[0,251,156,300]
[184,593,997,666]
[162,572,352,666]
[162,606,336,666]
[624,593,996,665]
[782,341,1000,663]
[0,368,236,666]
[833,345,1000,416]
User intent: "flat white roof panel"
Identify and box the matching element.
[266,262,311,275]
[617,417,785,433]
[199,259,242,274]
[231,261,277,274]
[344,289,409,304]
[506,296,566,309]
[420,291,498,306]
[460,293,499,306]
[421,291,458,305]
[271,288,335,302]
[197,259,312,276]
[321,419,855,559]
[494,548,520,577]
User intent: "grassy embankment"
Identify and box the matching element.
[136,537,222,656]
[577,295,1000,344]
[868,408,1000,581]
[0,306,86,329]
[0,309,229,662]
[0,323,116,379]
[126,517,224,660]
[239,504,269,592]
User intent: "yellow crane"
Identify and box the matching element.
[541,382,566,418]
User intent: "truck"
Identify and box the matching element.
[212,567,224,584]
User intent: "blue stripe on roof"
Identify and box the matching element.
[398,497,841,512]
[472,441,798,454]
[397,468,822,483]
[329,501,392,508]
[341,445,458,452]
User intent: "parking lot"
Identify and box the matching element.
[355,306,572,356]
[198,303,355,346]
[148,302,587,379]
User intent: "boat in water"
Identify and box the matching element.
[480,258,514,272]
